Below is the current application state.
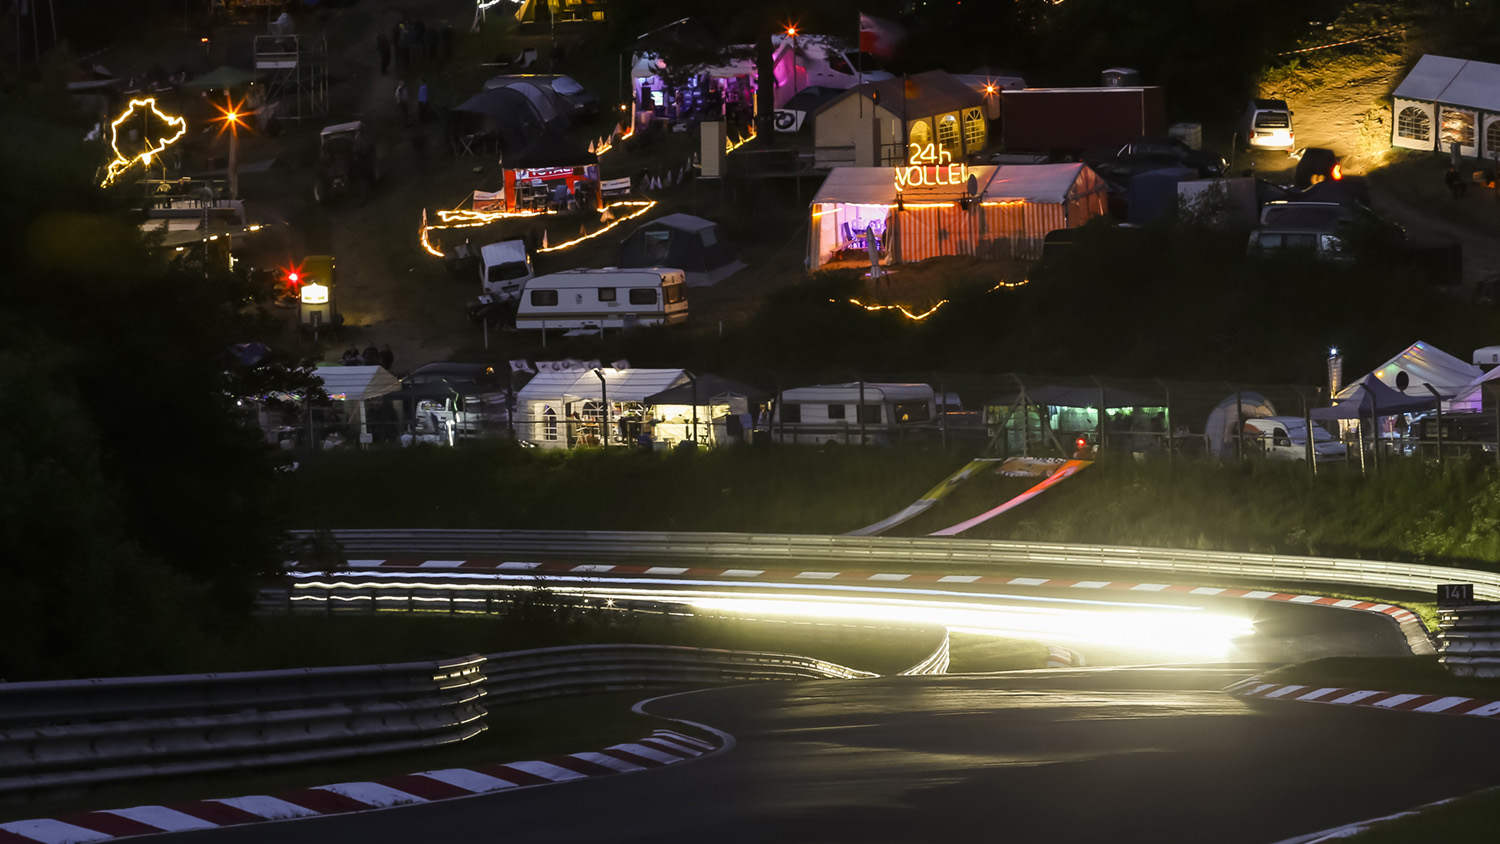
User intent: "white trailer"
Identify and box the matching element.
[771,382,936,445]
[515,268,688,331]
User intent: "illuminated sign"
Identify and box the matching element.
[516,166,577,181]
[894,142,967,192]
[101,98,188,187]
[300,283,329,304]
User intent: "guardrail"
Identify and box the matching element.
[0,646,869,798]
[1437,603,1500,678]
[291,529,1500,602]
[0,655,486,796]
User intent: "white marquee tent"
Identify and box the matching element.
[516,367,688,448]
[1341,340,1482,412]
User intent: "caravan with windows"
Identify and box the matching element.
[514,268,688,330]
[771,382,936,445]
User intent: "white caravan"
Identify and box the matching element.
[515,268,688,330]
[771,382,936,445]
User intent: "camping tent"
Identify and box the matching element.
[516,367,689,449]
[807,163,1107,268]
[313,365,402,446]
[987,384,1165,456]
[980,163,1109,259]
[1390,55,1500,157]
[499,129,599,212]
[1346,340,1483,412]
[1205,391,1277,458]
[1311,374,1437,420]
[452,86,566,154]
[616,213,745,286]
[643,374,767,446]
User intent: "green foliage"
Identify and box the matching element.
[0,67,308,679]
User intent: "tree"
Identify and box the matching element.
[0,56,317,678]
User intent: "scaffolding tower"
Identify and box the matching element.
[254,34,328,123]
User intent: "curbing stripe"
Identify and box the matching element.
[51,815,158,839]
[416,768,517,793]
[376,775,474,801]
[539,756,616,778]
[501,760,587,782]
[0,820,115,844]
[314,782,427,808]
[656,730,714,751]
[571,751,646,772]
[212,796,321,820]
[1414,696,1471,713]
[98,807,215,833]
[636,738,694,757]
[610,742,690,764]
[276,788,374,815]
[475,764,551,786]
[164,801,265,827]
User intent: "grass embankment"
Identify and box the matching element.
[287,443,1500,571]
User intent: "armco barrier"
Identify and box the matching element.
[291,529,1500,601]
[481,644,876,705]
[1437,603,1500,678]
[0,646,870,797]
[0,655,486,797]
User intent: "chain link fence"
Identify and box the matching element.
[252,368,1500,468]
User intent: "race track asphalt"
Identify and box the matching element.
[154,667,1500,844]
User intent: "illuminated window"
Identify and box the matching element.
[894,402,930,423]
[937,114,960,156]
[908,120,931,148]
[962,107,986,152]
[663,283,686,304]
[1441,107,1474,147]
[1487,120,1500,156]
[543,406,558,441]
[1397,106,1430,142]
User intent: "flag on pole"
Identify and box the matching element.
[859,12,906,60]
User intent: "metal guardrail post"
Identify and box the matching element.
[1437,603,1500,678]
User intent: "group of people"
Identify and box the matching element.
[376,17,453,76]
[342,343,395,370]
[394,78,429,127]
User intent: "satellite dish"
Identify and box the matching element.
[966,173,978,196]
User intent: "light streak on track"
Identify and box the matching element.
[290,570,1256,658]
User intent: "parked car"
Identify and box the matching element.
[1242,99,1295,150]
[1114,136,1227,176]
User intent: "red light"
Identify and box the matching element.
[287,272,300,283]
[1331,163,1342,180]
[1076,437,1087,450]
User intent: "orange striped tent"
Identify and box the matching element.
[808,163,1107,269]
[977,162,1108,260]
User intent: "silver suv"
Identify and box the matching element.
[1243,99,1294,151]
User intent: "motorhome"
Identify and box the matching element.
[515,268,688,331]
[478,239,534,301]
[771,382,936,445]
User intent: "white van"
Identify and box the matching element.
[515,268,688,330]
[1243,417,1346,462]
[1243,99,1294,151]
[479,239,534,301]
[771,382,936,445]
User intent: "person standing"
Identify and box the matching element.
[417,79,430,124]
[395,79,410,126]
[380,344,395,371]
[376,31,391,75]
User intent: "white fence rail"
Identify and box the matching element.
[0,646,866,797]
[1437,604,1500,678]
[292,529,1500,601]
